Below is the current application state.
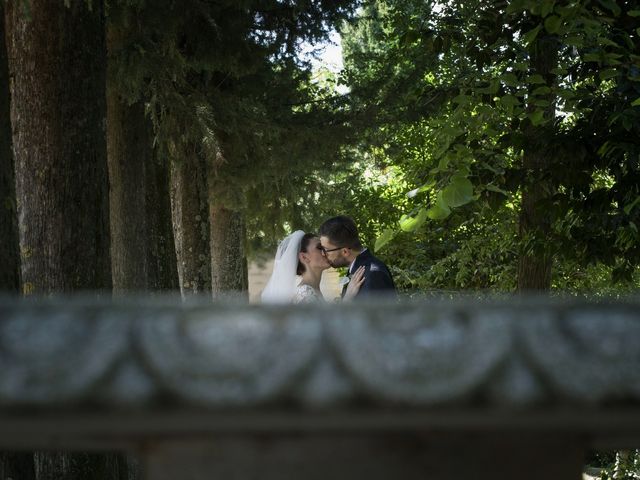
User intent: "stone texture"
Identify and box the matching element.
[0,297,639,408]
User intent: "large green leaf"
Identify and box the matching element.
[374,227,397,253]
[426,191,451,220]
[399,208,428,232]
[442,176,474,208]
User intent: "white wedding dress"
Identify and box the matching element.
[292,284,323,304]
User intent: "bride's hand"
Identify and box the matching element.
[343,266,365,301]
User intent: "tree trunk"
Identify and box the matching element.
[107,97,150,292]
[0,1,20,293]
[33,452,129,480]
[0,452,35,480]
[170,151,211,296]
[6,0,111,294]
[5,1,124,478]
[209,201,248,299]
[106,14,178,293]
[517,33,557,292]
[0,7,34,475]
[147,150,180,291]
[107,20,150,293]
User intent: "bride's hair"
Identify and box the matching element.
[296,233,316,275]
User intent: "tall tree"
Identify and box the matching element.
[106,6,178,293]
[6,0,111,293]
[517,31,558,290]
[208,149,247,297]
[0,1,20,293]
[107,94,150,292]
[5,1,126,478]
[146,150,179,291]
[0,4,34,476]
[170,150,212,296]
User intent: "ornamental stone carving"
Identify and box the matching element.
[0,297,639,408]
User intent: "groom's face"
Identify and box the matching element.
[319,235,350,268]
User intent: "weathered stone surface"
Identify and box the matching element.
[0,302,128,404]
[326,306,512,404]
[135,305,323,405]
[0,297,639,408]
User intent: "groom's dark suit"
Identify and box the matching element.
[341,249,396,299]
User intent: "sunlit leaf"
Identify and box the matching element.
[426,191,451,220]
[399,208,428,232]
[442,176,474,208]
[374,228,397,252]
[406,180,435,198]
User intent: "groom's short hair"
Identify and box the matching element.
[319,216,362,249]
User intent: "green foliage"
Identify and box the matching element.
[331,0,640,292]
[106,0,358,255]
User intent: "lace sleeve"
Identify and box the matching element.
[293,284,323,304]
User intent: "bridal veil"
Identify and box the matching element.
[261,230,305,303]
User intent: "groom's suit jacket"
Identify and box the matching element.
[341,249,396,299]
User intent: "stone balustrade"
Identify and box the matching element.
[1,296,639,479]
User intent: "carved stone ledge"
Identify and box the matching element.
[2,297,640,480]
[0,297,639,408]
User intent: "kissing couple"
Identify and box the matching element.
[261,215,396,304]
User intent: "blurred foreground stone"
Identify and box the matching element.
[1,296,639,479]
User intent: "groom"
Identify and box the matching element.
[318,215,396,299]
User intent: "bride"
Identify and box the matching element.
[261,230,364,304]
